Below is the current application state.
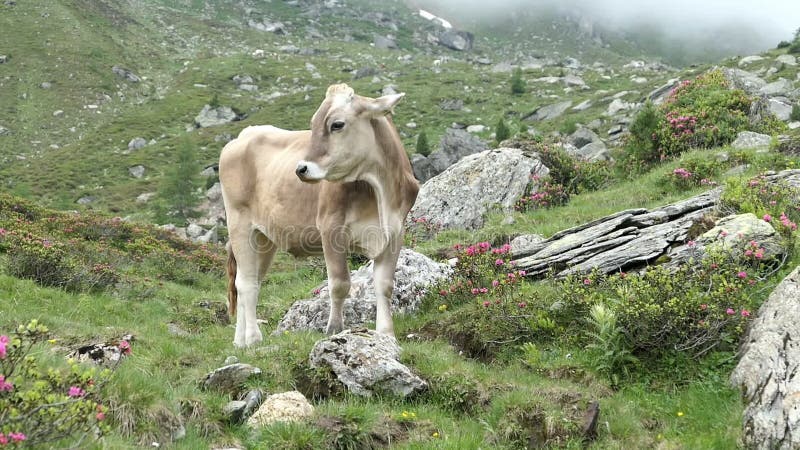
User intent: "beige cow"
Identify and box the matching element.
[219,84,419,348]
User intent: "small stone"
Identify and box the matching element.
[247,391,314,427]
[200,363,262,395]
[128,137,147,151]
[224,356,239,365]
[129,165,146,178]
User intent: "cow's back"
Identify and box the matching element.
[219,125,323,253]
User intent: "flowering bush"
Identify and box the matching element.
[405,216,443,247]
[661,156,723,190]
[721,174,800,240]
[514,179,569,212]
[424,241,557,359]
[625,70,752,165]
[556,242,776,360]
[0,193,225,291]
[0,320,120,447]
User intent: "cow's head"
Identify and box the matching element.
[296,84,404,183]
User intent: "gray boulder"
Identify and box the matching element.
[128,137,147,151]
[112,65,141,83]
[524,101,573,121]
[437,30,473,51]
[411,148,548,230]
[569,127,602,148]
[195,105,241,128]
[248,19,285,34]
[739,55,765,66]
[647,79,679,105]
[776,54,797,66]
[698,213,783,259]
[574,141,612,162]
[200,363,262,395]
[732,131,772,150]
[424,128,489,178]
[276,249,452,333]
[769,98,793,121]
[439,98,464,111]
[353,66,378,80]
[373,35,397,49]
[510,234,546,257]
[247,391,314,427]
[730,266,800,450]
[722,68,767,96]
[759,78,795,97]
[223,389,264,424]
[410,154,437,183]
[309,329,427,397]
[128,165,146,178]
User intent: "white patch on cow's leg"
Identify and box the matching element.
[234,275,262,348]
[373,246,401,337]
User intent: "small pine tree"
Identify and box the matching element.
[153,136,200,224]
[510,67,526,95]
[495,117,510,143]
[415,131,431,156]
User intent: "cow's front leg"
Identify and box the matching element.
[322,232,350,335]
[373,245,401,337]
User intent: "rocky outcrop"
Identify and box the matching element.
[411,128,489,183]
[730,266,800,450]
[276,249,451,333]
[722,68,767,96]
[309,329,427,397]
[511,189,721,277]
[732,131,772,150]
[410,148,549,230]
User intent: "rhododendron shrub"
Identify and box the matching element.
[0,321,120,447]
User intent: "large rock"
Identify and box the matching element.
[194,105,241,128]
[759,78,795,97]
[373,35,397,49]
[421,128,489,181]
[524,101,573,121]
[410,153,436,183]
[572,141,612,162]
[512,190,721,277]
[769,98,793,121]
[246,391,314,427]
[309,329,427,397]
[722,68,767,96]
[410,148,549,230]
[276,249,452,333]
[128,165,146,178]
[569,127,601,148]
[437,30,473,51]
[732,131,772,150]
[776,54,797,66]
[697,213,783,260]
[730,266,800,449]
[606,98,635,116]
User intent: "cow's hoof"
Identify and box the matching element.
[325,322,344,335]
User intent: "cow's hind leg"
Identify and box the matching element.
[231,229,276,348]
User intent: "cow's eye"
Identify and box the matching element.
[330,121,345,132]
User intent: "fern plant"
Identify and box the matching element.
[585,303,638,387]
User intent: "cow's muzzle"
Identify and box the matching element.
[295,160,325,182]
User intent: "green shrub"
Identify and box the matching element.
[660,155,723,190]
[415,131,430,156]
[777,40,791,49]
[624,70,751,165]
[0,320,119,448]
[791,104,800,122]
[495,118,510,143]
[721,174,800,239]
[510,67,525,95]
[559,118,578,136]
[6,232,76,289]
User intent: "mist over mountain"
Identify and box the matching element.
[414,0,800,64]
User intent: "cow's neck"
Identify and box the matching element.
[363,117,413,245]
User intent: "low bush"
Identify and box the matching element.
[624,70,751,166]
[0,320,122,448]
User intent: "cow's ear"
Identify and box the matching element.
[361,93,405,117]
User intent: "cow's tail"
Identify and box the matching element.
[226,241,238,317]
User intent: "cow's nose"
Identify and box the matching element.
[295,163,308,178]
